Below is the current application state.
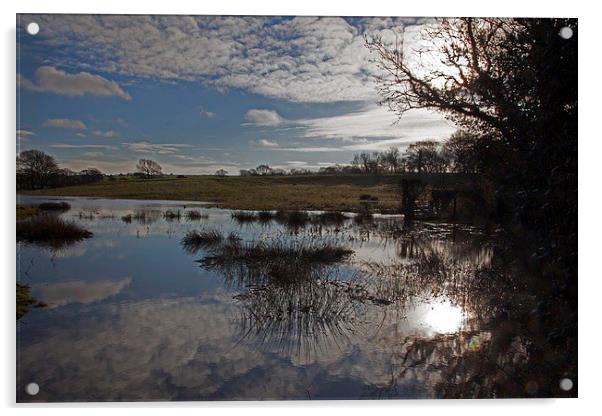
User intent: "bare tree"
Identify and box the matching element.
[403,141,448,173]
[17,149,58,189]
[255,164,273,176]
[215,169,228,177]
[380,146,402,173]
[136,159,162,178]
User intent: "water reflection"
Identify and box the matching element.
[16,196,574,401]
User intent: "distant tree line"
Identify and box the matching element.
[348,132,483,175]
[233,132,482,177]
[17,150,104,190]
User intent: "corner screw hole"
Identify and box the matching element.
[559,378,573,391]
[26,22,39,36]
[25,382,39,396]
[559,27,573,40]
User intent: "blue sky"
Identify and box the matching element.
[17,15,456,174]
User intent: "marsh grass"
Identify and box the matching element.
[16,205,38,221]
[231,210,257,223]
[185,210,209,220]
[37,201,71,212]
[181,228,224,253]
[313,211,348,226]
[129,210,162,224]
[78,211,96,220]
[199,237,353,286]
[274,210,311,229]
[16,283,46,320]
[163,210,182,221]
[353,211,374,224]
[17,214,92,247]
[231,209,350,229]
[257,210,276,223]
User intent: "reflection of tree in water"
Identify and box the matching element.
[357,239,576,398]
[192,223,575,398]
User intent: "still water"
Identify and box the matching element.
[17,196,539,401]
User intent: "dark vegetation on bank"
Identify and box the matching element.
[16,283,46,320]
[17,214,92,247]
[37,201,71,212]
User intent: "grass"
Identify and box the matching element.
[37,201,71,212]
[17,283,46,320]
[199,238,354,285]
[231,211,257,223]
[230,209,350,228]
[257,210,276,223]
[313,211,348,225]
[163,210,182,220]
[185,210,209,220]
[16,205,38,221]
[20,174,402,211]
[17,214,93,246]
[181,228,224,252]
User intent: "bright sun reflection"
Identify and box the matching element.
[424,300,466,334]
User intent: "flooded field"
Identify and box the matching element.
[16,196,572,401]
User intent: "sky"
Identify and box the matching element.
[16,15,456,175]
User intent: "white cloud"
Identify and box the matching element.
[19,16,423,103]
[81,151,103,158]
[43,118,87,130]
[18,66,131,100]
[274,146,343,153]
[123,141,191,155]
[92,129,118,137]
[17,129,35,137]
[199,107,216,118]
[49,143,115,149]
[244,109,283,126]
[296,106,455,142]
[17,130,35,142]
[250,139,280,148]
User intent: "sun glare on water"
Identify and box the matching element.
[423,299,467,334]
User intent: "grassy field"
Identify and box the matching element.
[20,174,403,212]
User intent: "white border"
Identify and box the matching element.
[2,1,598,415]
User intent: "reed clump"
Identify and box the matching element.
[231,211,258,223]
[200,238,353,284]
[163,210,182,220]
[37,201,71,212]
[17,215,92,246]
[185,210,209,220]
[181,228,224,252]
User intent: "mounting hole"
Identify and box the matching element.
[26,22,39,36]
[559,378,573,391]
[25,382,39,396]
[559,26,573,40]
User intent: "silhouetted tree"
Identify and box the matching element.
[366,18,578,255]
[136,159,162,178]
[442,131,486,174]
[403,141,447,173]
[215,169,228,177]
[366,19,578,380]
[380,146,402,173]
[255,164,273,176]
[17,149,58,189]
